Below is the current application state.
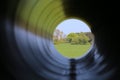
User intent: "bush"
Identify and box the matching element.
[53,40,60,45]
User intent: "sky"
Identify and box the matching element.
[56,19,91,35]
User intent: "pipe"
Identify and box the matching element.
[0,0,119,80]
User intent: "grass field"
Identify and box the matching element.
[54,43,91,58]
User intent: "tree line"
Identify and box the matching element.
[53,29,93,45]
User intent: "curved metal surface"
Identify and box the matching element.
[0,0,119,80]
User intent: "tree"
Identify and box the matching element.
[53,29,66,44]
[53,29,60,41]
[71,36,79,45]
[60,31,63,41]
[66,32,90,45]
[66,33,78,43]
[84,32,94,44]
[78,32,90,45]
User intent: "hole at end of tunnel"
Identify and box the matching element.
[53,18,94,58]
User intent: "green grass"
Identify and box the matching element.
[54,43,91,58]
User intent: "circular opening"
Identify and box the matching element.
[53,18,93,58]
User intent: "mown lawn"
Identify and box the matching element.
[54,43,91,58]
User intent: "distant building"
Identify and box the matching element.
[53,29,66,41]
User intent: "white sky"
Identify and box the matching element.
[56,19,91,35]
